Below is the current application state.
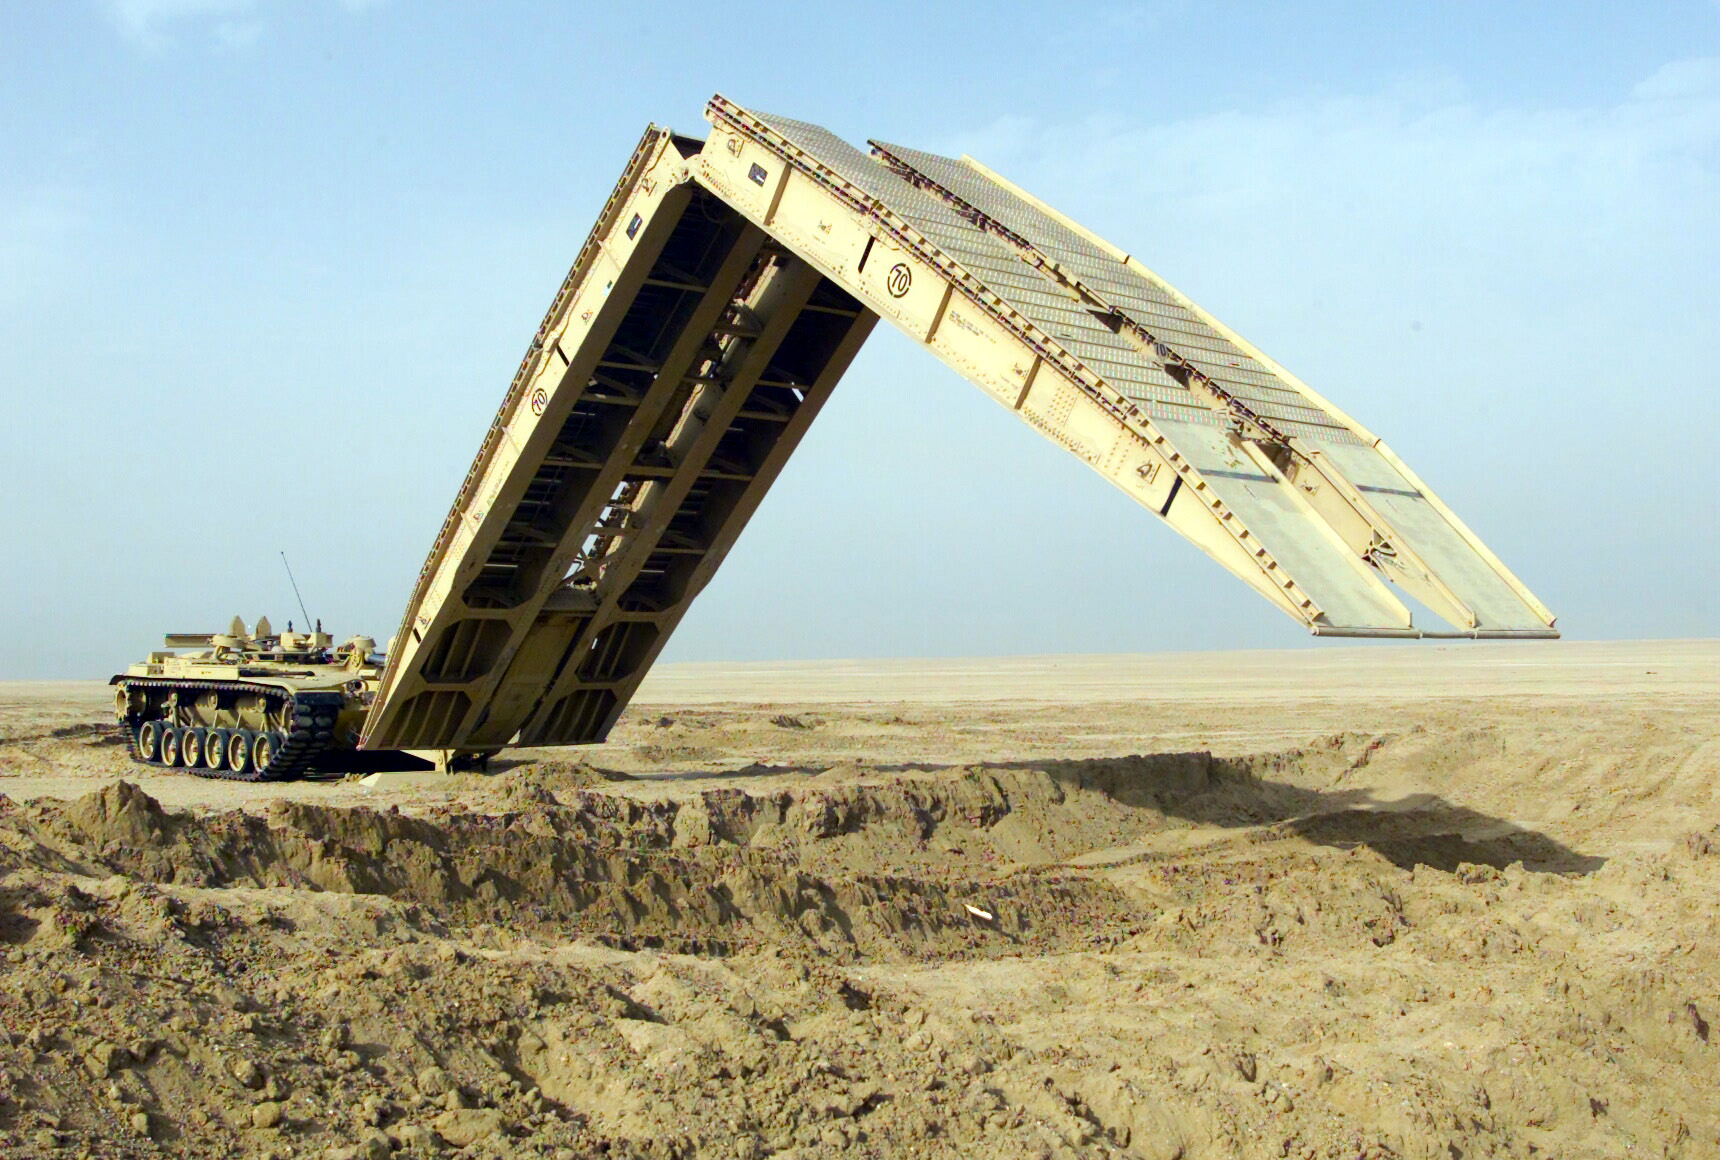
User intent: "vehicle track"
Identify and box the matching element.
[116,679,342,781]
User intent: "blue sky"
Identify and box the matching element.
[1,2,1716,678]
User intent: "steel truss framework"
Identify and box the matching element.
[359,98,1557,756]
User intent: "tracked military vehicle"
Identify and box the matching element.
[113,617,381,781]
[118,94,1559,781]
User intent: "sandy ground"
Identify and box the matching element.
[0,639,1713,1159]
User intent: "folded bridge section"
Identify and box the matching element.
[360,100,1556,756]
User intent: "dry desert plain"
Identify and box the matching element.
[0,639,1714,1159]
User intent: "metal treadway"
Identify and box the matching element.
[359,98,1557,757]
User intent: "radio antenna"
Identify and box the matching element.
[281,552,312,628]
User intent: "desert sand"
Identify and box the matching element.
[0,639,1713,1159]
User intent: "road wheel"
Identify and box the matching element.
[253,731,282,774]
[206,728,231,771]
[135,720,162,763]
[228,730,255,776]
[182,727,206,767]
[160,726,183,767]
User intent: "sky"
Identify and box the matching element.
[1,1,1716,679]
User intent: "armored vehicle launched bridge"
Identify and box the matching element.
[350,94,1555,768]
[122,97,1561,777]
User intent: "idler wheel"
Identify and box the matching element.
[206,727,231,771]
[228,729,255,775]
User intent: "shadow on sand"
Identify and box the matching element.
[1015,751,1606,875]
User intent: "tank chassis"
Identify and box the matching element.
[112,617,380,781]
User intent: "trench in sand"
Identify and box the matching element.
[0,730,1602,965]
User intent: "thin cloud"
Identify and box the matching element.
[212,18,264,50]
[1633,55,1720,101]
[103,0,385,50]
[106,0,257,49]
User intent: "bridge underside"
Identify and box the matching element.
[359,100,1556,756]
